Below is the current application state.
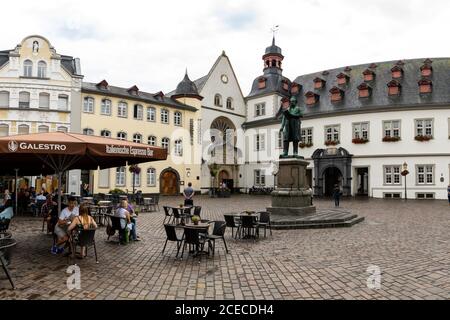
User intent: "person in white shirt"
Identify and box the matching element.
[53,196,79,254]
[115,199,139,242]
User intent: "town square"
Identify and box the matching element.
[0,0,449,305]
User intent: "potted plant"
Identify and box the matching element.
[324,140,339,146]
[208,162,220,197]
[414,135,432,142]
[128,165,141,196]
[299,142,313,148]
[382,136,400,142]
[191,215,201,225]
[352,137,369,144]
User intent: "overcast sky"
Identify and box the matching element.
[1,0,450,95]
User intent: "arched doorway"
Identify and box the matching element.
[160,168,180,195]
[323,167,342,196]
[218,169,233,190]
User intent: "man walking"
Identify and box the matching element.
[333,184,341,207]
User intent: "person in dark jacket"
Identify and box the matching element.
[332,184,341,207]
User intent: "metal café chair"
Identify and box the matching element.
[162,224,183,258]
[0,238,17,289]
[224,214,240,239]
[257,211,272,237]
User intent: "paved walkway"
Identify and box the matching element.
[0,195,449,300]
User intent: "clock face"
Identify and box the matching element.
[221,74,228,83]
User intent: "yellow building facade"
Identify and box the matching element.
[80,77,202,196]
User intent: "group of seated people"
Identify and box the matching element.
[1,187,61,216]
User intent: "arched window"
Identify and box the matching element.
[147,168,156,186]
[147,107,156,121]
[18,124,29,135]
[161,109,169,124]
[0,91,10,108]
[117,131,127,140]
[174,139,183,156]
[37,61,47,78]
[101,99,111,115]
[161,137,170,152]
[58,94,68,110]
[57,126,68,133]
[226,97,233,109]
[38,125,49,133]
[83,128,94,135]
[23,60,33,77]
[115,167,126,186]
[133,104,143,120]
[174,111,182,126]
[0,124,9,137]
[19,91,30,108]
[39,93,50,109]
[133,133,142,143]
[214,94,222,107]
[101,130,111,138]
[148,135,156,146]
[118,102,128,117]
[83,97,94,113]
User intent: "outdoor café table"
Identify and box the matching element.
[231,212,259,239]
[179,222,212,257]
[170,206,193,224]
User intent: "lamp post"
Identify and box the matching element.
[401,162,409,201]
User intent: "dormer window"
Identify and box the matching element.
[291,82,301,94]
[336,73,349,85]
[128,85,139,95]
[96,80,109,90]
[258,77,266,89]
[418,79,432,94]
[369,63,378,69]
[313,77,326,89]
[153,91,164,100]
[305,91,319,105]
[329,87,344,102]
[391,66,403,79]
[423,58,433,64]
[322,71,329,76]
[357,83,372,98]
[282,80,289,91]
[344,66,352,72]
[420,64,432,77]
[387,80,401,96]
[362,69,375,82]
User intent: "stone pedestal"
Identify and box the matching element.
[267,158,316,216]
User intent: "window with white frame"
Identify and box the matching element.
[83,97,94,113]
[161,109,169,124]
[255,133,265,151]
[18,124,29,135]
[255,103,266,117]
[116,167,126,186]
[325,125,340,142]
[58,95,68,110]
[118,102,128,118]
[133,133,142,143]
[353,122,369,140]
[162,137,170,152]
[214,94,222,107]
[383,120,400,138]
[147,168,156,186]
[57,126,68,133]
[0,124,9,137]
[39,93,50,109]
[301,128,313,144]
[37,61,47,78]
[38,125,49,133]
[174,139,183,156]
[174,111,182,126]
[148,135,156,146]
[132,170,141,187]
[384,165,401,185]
[101,130,111,138]
[416,165,434,185]
[0,91,9,108]
[23,60,32,77]
[415,119,433,137]
[254,170,265,186]
[83,128,94,135]
[19,91,30,108]
[133,104,143,120]
[101,99,111,115]
[117,131,127,140]
[147,107,156,121]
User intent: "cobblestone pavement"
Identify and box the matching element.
[0,195,449,300]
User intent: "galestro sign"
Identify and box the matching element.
[106,145,154,157]
[8,140,67,152]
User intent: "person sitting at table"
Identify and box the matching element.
[0,200,14,220]
[53,196,79,254]
[68,203,97,258]
[42,195,58,233]
[115,199,140,242]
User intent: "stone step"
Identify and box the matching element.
[272,213,358,225]
[271,216,365,230]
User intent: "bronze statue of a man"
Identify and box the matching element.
[278,96,303,158]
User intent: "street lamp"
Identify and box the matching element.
[401,162,409,201]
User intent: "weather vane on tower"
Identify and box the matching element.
[270,25,280,39]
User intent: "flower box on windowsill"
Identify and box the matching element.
[324,140,339,146]
[352,138,369,144]
[299,142,313,148]
[414,135,432,142]
[382,136,401,142]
